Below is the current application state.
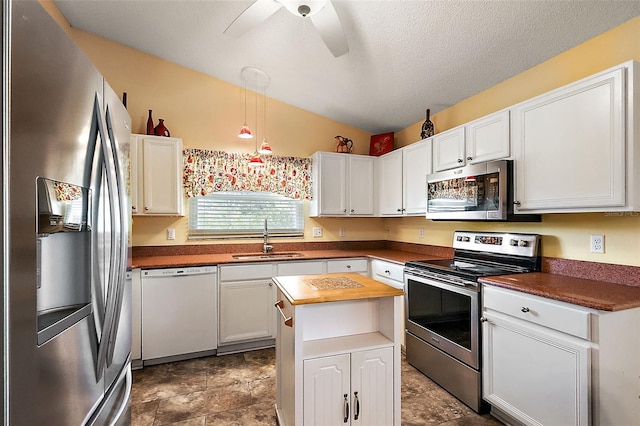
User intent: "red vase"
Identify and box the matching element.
[154,119,170,137]
[146,110,154,135]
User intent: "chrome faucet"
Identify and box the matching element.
[263,219,273,253]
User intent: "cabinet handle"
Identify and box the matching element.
[457,158,464,163]
[131,206,136,210]
[353,391,360,420]
[480,316,488,322]
[397,208,402,212]
[269,282,273,287]
[274,300,293,327]
[346,265,351,269]
[466,156,473,161]
[343,209,347,213]
[343,394,349,423]
[521,307,530,313]
[350,209,354,213]
[513,201,521,206]
[384,270,391,274]
[144,207,149,210]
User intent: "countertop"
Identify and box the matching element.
[273,272,404,305]
[132,248,438,269]
[479,272,640,311]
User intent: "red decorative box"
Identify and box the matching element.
[369,132,394,156]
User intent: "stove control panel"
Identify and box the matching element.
[453,231,540,257]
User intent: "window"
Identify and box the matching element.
[189,191,304,239]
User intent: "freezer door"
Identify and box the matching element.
[8,2,131,425]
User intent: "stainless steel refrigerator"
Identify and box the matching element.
[2,1,132,424]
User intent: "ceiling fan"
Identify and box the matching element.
[224,0,349,58]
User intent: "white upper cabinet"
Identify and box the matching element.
[511,61,639,213]
[310,152,375,217]
[433,110,510,172]
[131,134,184,216]
[432,126,466,171]
[465,110,510,165]
[377,138,432,216]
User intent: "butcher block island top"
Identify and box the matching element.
[273,272,404,305]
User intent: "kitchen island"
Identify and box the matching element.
[273,272,404,426]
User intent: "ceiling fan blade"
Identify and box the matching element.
[224,0,283,38]
[310,1,349,57]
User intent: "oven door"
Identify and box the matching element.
[405,272,480,369]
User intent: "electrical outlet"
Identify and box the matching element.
[590,234,604,253]
[419,228,424,238]
[313,227,323,237]
[339,228,345,237]
[167,228,176,240]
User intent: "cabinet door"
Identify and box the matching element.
[377,150,403,216]
[318,153,348,216]
[351,347,394,426]
[348,156,375,215]
[129,136,140,215]
[465,110,510,164]
[512,68,625,212]
[219,279,275,344]
[483,313,590,426]
[432,126,465,171]
[141,136,184,215]
[304,354,351,426]
[130,269,141,361]
[402,139,432,215]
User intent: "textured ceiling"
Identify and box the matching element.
[54,0,640,134]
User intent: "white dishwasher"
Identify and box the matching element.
[141,266,217,362]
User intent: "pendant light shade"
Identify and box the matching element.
[247,151,265,169]
[238,124,252,138]
[258,139,272,155]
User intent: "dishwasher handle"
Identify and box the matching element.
[142,266,217,277]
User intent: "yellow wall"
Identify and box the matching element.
[42,1,640,266]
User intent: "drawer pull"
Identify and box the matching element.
[275,300,293,327]
[384,270,391,274]
[480,316,488,322]
[521,307,530,313]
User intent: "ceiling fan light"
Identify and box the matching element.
[238,124,253,139]
[281,0,328,18]
[258,139,272,155]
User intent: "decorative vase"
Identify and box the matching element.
[420,108,434,140]
[154,119,171,137]
[146,110,154,135]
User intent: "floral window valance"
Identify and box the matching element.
[183,149,312,200]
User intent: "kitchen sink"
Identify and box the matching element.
[232,252,305,260]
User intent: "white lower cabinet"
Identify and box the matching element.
[304,347,394,426]
[130,269,141,363]
[482,285,640,426]
[327,258,368,275]
[218,263,276,346]
[370,259,405,347]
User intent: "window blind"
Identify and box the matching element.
[188,191,304,239]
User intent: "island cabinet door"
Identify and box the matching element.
[303,347,394,426]
[304,354,351,425]
[350,347,394,426]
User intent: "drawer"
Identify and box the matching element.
[483,285,592,340]
[371,259,404,283]
[326,258,368,273]
[219,263,274,281]
[277,261,325,276]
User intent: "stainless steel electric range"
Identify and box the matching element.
[404,231,541,412]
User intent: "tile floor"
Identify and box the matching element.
[131,348,502,425]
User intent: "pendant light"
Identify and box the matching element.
[240,66,271,170]
[258,84,272,155]
[238,71,253,139]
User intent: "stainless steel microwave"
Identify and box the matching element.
[426,160,540,221]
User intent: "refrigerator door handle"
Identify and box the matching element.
[84,93,118,381]
[104,105,128,366]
